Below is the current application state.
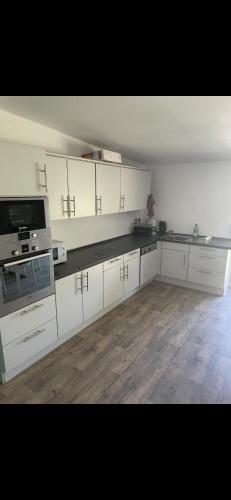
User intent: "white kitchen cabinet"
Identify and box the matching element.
[104,263,124,308]
[96,163,121,215]
[140,246,160,286]
[82,264,103,322]
[68,159,95,218]
[55,272,83,338]
[161,247,189,281]
[124,256,140,295]
[121,167,151,212]
[137,170,152,210]
[0,141,45,197]
[45,156,69,220]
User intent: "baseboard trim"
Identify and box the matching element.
[155,275,225,296]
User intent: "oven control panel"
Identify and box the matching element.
[0,228,52,262]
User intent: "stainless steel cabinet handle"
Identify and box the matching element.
[20,303,44,316]
[69,196,76,216]
[184,254,186,266]
[96,196,102,214]
[198,270,214,275]
[83,272,89,291]
[39,164,48,192]
[129,251,138,256]
[199,255,214,260]
[62,195,69,217]
[110,258,121,264]
[124,264,129,280]
[76,275,83,294]
[120,195,125,211]
[120,267,124,281]
[22,328,46,343]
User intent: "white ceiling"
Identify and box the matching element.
[0,96,231,165]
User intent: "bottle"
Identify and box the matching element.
[193,224,199,239]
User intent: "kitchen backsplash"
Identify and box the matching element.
[51,211,145,250]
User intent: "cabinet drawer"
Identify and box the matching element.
[0,295,56,347]
[189,252,227,273]
[103,255,123,271]
[187,267,225,288]
[2,318,58,373]
[189,245,228,258]
[124,249,140,262]
[162,242,189,252]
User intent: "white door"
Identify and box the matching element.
[45,156,69,220]
[124,256,140,295]
[120,167,140,212]
[0,141,45,196]
[104,265,124,308]
[68,159,95,217]
[161,249,188,281]
[55,272,83,338]
[140,249,160,286]
[138,170,152,210]
[82,264,103,322]
[96,163,121,215]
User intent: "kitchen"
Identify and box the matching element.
[0,95,231,404]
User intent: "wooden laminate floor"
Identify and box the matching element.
[1,281,231,404]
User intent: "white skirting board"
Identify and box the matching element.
[155,275,225,296]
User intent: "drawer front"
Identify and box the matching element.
[162,242,189,252]
[189,245,228,258]
[103,255,123,271]
[0,295,56,347]
[189,252,227,273]
[2,318,58,373]
[124,249,140,262]
[187,268,225,288]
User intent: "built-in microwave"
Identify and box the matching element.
[52,240,67,265]
[0,197,51,261]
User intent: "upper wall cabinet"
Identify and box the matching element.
[67,160,95,218]
[120,167,151,212]
[96,163,121,215]
[0,141,45,197]
[45,156,69,220]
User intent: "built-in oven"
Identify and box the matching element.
[0,251,55,318]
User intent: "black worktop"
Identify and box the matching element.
[54,232,231,281]
[54,234,157,281]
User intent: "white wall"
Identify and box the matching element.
[0,108,146,249]
[152,161,231,238]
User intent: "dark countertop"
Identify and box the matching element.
[54,234,157,281]
[54,232,231,281]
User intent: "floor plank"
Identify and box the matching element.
[1,281,231,404]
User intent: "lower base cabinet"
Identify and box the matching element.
[161,247,189,281]
[104,251,140,309]
[55,263,104,338]
[124,256,140,294]
[104,264,124,309]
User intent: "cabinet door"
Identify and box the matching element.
[124,256,140,295]
[140,249,159,286]
[104,265,124,308]
[120,167,139,212]
[0,141,45,196]
[96,163,121,215]
[45,156,69,220]
[82,264,103,322]
[161,249,188,281]
[55,273,83,338]
[137,170,152,210]
[68,160,95,218]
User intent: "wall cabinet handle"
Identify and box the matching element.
[96,196,102,214]
[39,164,48,193]
[120,195,125,211]
[69,196,76,216]
[62,196,70,217]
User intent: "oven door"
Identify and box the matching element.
[0,252,55,318]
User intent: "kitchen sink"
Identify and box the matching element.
[164,234,190,242]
